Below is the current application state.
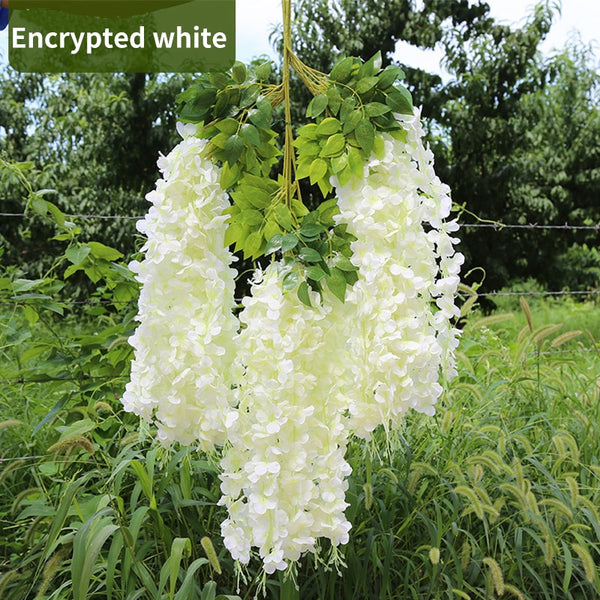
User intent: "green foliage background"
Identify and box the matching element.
[2,2,599,292]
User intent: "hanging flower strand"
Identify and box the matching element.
[219,264,352,574]
[122,123,239,451]
[334,110,463,438]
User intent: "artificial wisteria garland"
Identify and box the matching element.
[335,109,463,438]
[123,48,463,574]
[122,124,239,451]
[220,264,352,573]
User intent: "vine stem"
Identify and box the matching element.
[278,12,301,599]
[282,0,294,212]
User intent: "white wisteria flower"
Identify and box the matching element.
[334,108,464,438]
[122,123,239,451]
[219,264,352,574]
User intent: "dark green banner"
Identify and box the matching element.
[9,0,235,72]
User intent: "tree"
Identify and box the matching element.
[289,0,598,293]
[0,71,192,277]
[436,3,555,291]
[508,41,600,289]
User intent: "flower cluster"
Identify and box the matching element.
[334,108,464,438]
[122,123,239,451]
[219,264,352,574]
[123,106,463,573]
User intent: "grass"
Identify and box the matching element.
[1,296,600,599]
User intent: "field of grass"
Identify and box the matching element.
[1,294,600,599]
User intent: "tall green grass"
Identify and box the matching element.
[1,297,599,599]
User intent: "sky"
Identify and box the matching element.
[235,0,600,74]
[1,1,599,72]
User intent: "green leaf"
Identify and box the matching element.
[282,271,299,291]
[64,264,82,279]
[256,97,273,120]
[72,511,119,600]
[320,133,346,157]
[297,123,318,140]
[335,255,358,271]
[220,162,241,189]
[224,222,246,247]
[241,83,261,108]
[65,245,91,266]
[22,304,39,325]
[224,134,244,165]
[296,158,312,180]
[244,231,263,258]
[291,199,309,218]
[237,186,271,209]
[249,106,269,128]
[87,241,123,261]
[355,119,375,155]
[377,65,404,90]
[209,72,230,89]
[340,95,357,121]
[317,198,340,225]
[297,281,312,307]
[365,102,391,117]
[309,158,329,184]
[211,132,230,148]
[263,219,281,244]
[316,117,342,136]
[296,140,321,157]
[306,265,327,281]
[317,177,333,196]
[274,204,293,230]
[240,209,263,226]
[241,123,261,147]
[359,51,382,77]
[300,223,326,238]
[356,76,379,94]
[331,152,349,174]
[348,147,364,177]
[327,86,342,115]
[326,267,347,302]
[254,61,272,81]
[386,85,413,114]
[169,538,192,598]
[215,117,239,135]
[265,234,283,255]
[45,201,65,226]
[330,56,354,83]
[30,195,47,216]
[337,165,354,186]
[308,94,329,117]
[298,247,322,263]
[281,233,299,252]
[342,109,362,134]
[232,61,247,84]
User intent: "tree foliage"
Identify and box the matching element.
[1,2,599,291]
[0,72,191,277]
[290,0,600,292]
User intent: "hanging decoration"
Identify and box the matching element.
[123,0,463,576]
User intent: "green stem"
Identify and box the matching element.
[282,0,294,212]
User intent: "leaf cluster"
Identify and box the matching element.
[296,52,412,194]
[174,53,413,305]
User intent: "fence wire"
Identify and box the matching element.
[1,211,598,304]
[2,210,600,230]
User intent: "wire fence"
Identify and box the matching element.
[0,210,598,315]
[2,211,600,231]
